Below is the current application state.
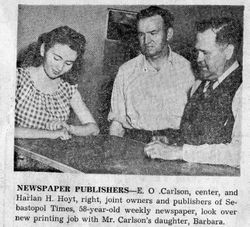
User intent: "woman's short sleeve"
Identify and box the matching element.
[16,68,30,88]
[60,81,78,100]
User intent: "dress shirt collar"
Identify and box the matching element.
[217,61,239,85]
[205,61,239,90]
[142,45,173,72]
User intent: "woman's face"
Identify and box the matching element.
[41,43,78,79]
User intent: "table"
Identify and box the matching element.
[14,135,240,176]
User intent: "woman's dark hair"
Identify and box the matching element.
[17,26,86,84]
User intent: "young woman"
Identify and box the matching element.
[15,26,99,140]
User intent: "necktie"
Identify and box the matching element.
[204,80,216,98]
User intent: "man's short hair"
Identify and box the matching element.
[196,17,243,54]
[136,6,174,30]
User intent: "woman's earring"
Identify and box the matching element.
[40,43,45,57]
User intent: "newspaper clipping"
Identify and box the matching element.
[1,0,250,226]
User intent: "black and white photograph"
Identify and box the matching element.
[13,4,243,176]
[1,1,250,227]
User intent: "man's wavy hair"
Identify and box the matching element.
[136,6,174,31]
[196,17,243,59]
[17,26,86,84]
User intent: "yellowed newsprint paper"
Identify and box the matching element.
[1,0,250,226]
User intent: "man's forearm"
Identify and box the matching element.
[182,142,240,167]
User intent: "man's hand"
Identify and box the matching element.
[109,120,125,137]
[144,141,183,160]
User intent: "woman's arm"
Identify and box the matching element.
[69,90,99,136]
[15,127,71,140]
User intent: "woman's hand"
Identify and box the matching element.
[45,120,72,139]
[152,136,169,144]
[45,120,69,131]
[55,128,72,140]
[90,123,100,135]
[144,141,183,160]
[66,123,100,136]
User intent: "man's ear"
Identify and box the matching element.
[224,44,234,60]
[40,43,45,57]
[166,28,174,41]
